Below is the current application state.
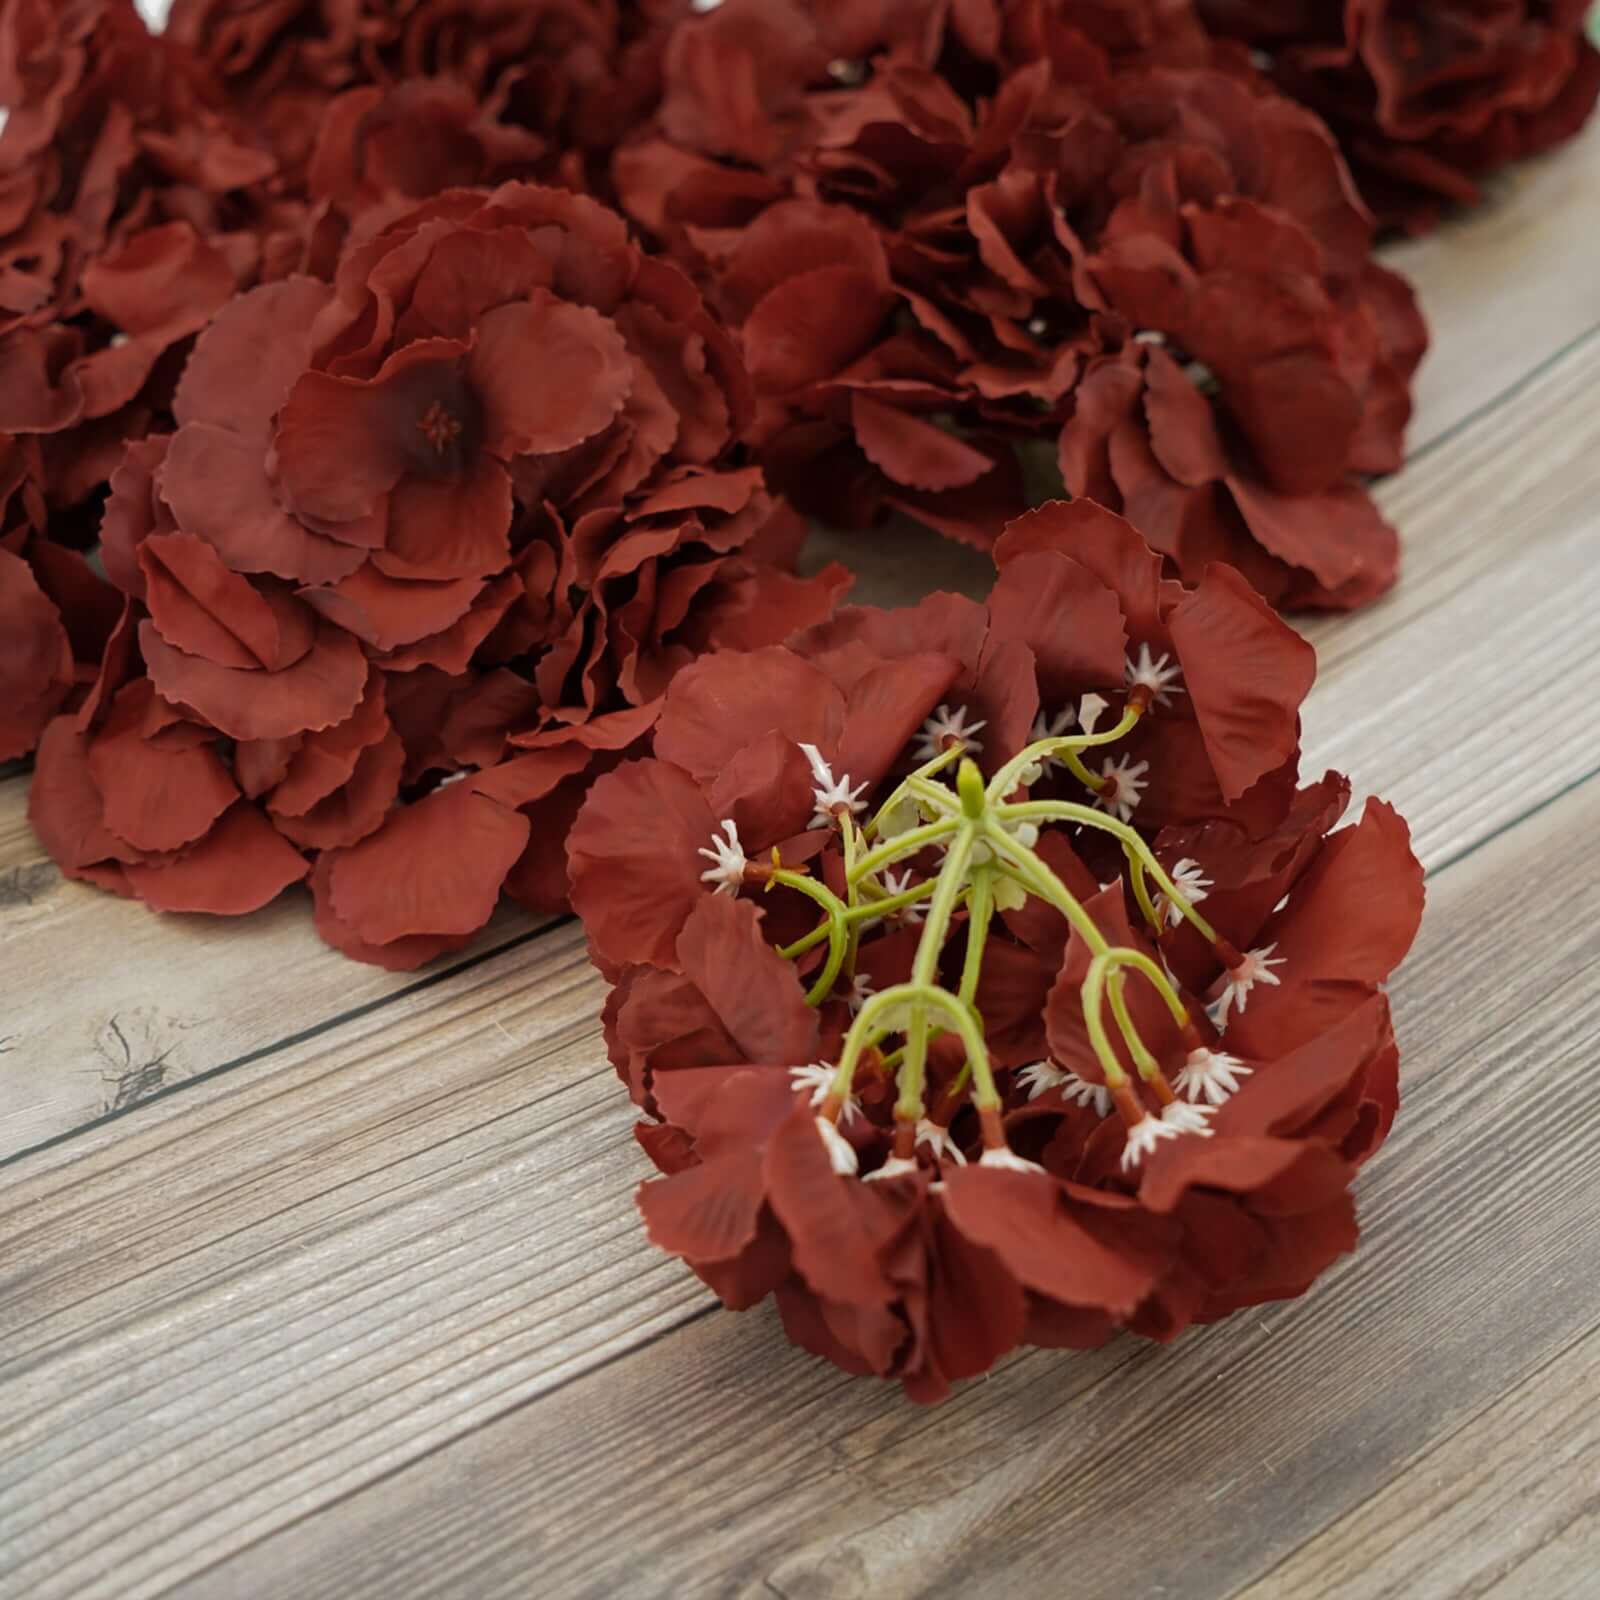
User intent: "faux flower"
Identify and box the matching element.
[1197,0,1600,231]
[0,432,122,759]
[613,0,1427,608]
[29,182,845,961]
[165,0,655,192]
[572,500,1422,1397]
[571,499,1313,979]
[0,0,283,521]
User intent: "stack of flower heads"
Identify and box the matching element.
[615,0,1430,608]
[570,503,1425,1398]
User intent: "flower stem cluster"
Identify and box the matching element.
[785,710,1242,1173]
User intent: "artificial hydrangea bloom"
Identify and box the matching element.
[27,182,846,963]
[574,499,1425,1400]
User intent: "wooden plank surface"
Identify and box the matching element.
[0,790,540,1160]
[1,323,1596,1591]
[1231,1322,1600,1600]
[1,117,1598,1600]
[156,769,1600,1600]
[5,193,1598,1164]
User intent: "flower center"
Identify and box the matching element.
[417,400,464,456]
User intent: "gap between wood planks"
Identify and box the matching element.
[145,763,1600,1600]
[4,307,1599,1168]
[2,328,1597,1593]
[1,118,1596,1161]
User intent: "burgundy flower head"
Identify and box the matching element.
[569,501,1421,1398]
[165,0,655,193]
[1,431,122,758]
[613,0,1427,608]
[1198,0,1600,231]
[0,0,283,522]
[30,182,846,963]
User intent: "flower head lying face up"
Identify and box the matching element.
[570,499,1425,1399]
[26,182,846,965]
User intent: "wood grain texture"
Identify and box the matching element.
[2,329,1596,1587]
[0,791,541,1159]
[1,115,1598,1600]
[1231,1322,1600,1600]
[155,771,1600,1600]
[1296,326,1600,865]
[1382,118,1600,453]
[0,922,709,1600]
[3,124,1595,1160]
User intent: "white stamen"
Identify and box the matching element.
[914,703,987,763]
[797,742,868,829]
[1160,857,1213,926]
[1020,706,1078,783]
[816,1116,859,1176]
[696,818,747,895]
[1174,1046,1252,1106]
[790,1063,861,1126]
[882,868,926,923]
[1027,315,1049,337]
[1125,643,1185,707]
[1031,705,1077,744]
[1159,1100,1216,1135]
[690,0,723,10]
[847,973,876,1016]
[1093,755,1149,822]
[1120,1114,1184,1171]
[827,57,867,84]
[915,1119,968,1166]
[1015,1061,1112,1117]
[1211,944,1285,1025]
[864,1156,919,1182]
[1132,329,1167,345]
[980,1145,1047,1174]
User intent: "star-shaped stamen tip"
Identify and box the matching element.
[1015,1061,1112,1117]
[1125,643,1186,707]
[1093,755,1150,821]
[846,973,876,1016]
[1119,1114,1184,1171]
[979,1145,1046,1174]
[696,818,747,895]
[1211,943,1286,1025]
[1161,857,1213,926]
[913,703,987,762]
[882,868,927,923]
[1174,1047,1252,1106]
[1159,1100,1216,1135]
[789,1063,862,1125]
[815,1116,860,1176]
[915,1118,969,1166]
[797,742,868,828]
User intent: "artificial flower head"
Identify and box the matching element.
[574,500,1424,1398]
